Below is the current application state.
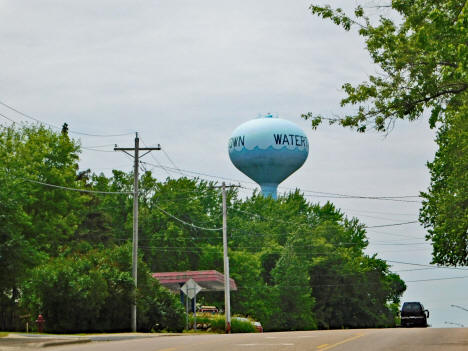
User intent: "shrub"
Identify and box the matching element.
[189,314,256,333]
[20,245,184,332]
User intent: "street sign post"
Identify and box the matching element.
[180,279,202,330]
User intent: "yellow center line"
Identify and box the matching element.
[317,343,329,349]
[318,333,366,351]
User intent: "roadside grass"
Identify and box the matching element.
[0,332,8,338]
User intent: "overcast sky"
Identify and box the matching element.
[1,0,466,328]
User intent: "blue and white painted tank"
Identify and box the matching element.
[228,114,309,199]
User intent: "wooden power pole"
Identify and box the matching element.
[218,182,240,333]
[114,132,161,332]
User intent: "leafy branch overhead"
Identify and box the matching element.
[303,1,467,132]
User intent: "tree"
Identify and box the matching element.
[21,244,185,332]
[0,124,83,329]
[0,123,406,331]
[304,1,467,265]
[420,101,468,265]
[303,0,467,132]
[0,124,84,252]
[271,246,316,330]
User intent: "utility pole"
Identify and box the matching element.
[218,182,240,333]
[114,132,161,332]
[222,182,231,333]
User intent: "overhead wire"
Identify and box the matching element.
[365,220,418,228]
[81,143,116,149]
[0,170,133,195]
[81,147,115,153]
[233,274,468,289]
[227,206,418,229]
[140,138,171,177]
[140,161,246,185]
[406,276,468,283]
[342,208,416,217]
[0,112,16,124]
[1,168,422,241]
[154,204,223,231]
[20,177,133,194]
[0,99,135,137]
[298,188,420,200]
[140,161,421,203]
[162,149,185,177]
[366,228,425,240]
[387,260,468,271]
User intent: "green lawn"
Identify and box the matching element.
[0,332,8,338]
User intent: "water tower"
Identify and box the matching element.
[228,114,309,199]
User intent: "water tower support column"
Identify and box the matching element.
[260,183,278,199]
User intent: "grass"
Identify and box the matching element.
[0,332,8,338]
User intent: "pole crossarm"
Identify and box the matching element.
[114,147,161,152]
[114,132,161,333]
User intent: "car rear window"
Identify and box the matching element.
[403,303,422,313]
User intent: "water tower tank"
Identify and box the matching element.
[228,114,309,199]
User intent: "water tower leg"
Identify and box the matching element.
[260,183,278,199]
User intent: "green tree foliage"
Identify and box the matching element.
[303,0,467,132]
[271,247,316,330]
[420,100,468,265]
[0,124,406,332]
[304,1,467,266]
[0,124,82,329]
[0,124,84,252]
[21,244,184,332]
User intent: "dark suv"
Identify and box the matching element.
[401,302,429,327]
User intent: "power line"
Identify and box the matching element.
[228,206,418,229]
[387,260,468,271]
[339,212,414,222]
[370,242,429,246]
[22,177,133,194]
[366,228,425,240]
[342,208,416,216]
[81,143,116,148]
[365,220,419,228]
[140,161,246,185]
[81,147,116,153]
[162,149,185,177]
[140,161,421,202]
[154,204,223,231]
[116,230,428,248]
[0,100,135,137]
[140,139,171,177]
[1,171,133,194]
[298,189,420,200]
[406,276,468,283]
[301,193,420,203]
[0,112,16,124]
[235,274,468,289]
[6,172,420,234]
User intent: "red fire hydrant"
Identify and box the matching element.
[36,314,45,333]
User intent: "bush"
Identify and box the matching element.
[231,317,257,333]
[188,314,256,333]
[21,245,185,333]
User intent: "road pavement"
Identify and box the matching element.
[37,327,468,351]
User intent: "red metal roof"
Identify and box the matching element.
[152,270,237,292]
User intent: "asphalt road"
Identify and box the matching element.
[49,328,468,351]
